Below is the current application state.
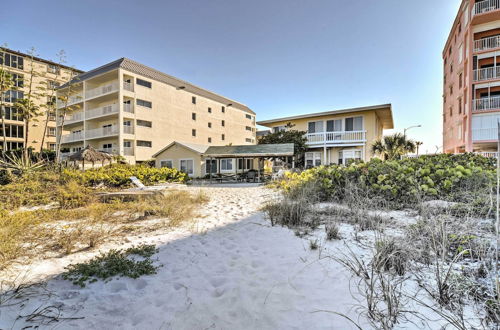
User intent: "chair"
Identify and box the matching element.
[246,170,257,183]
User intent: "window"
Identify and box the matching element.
[308,121,324,133]
[221,120,225,127]
[180,159,194,175]
[327,119,342,132]
[305,152,321,167]
[458,98,462,114]
[221,106,225,113]
[192,96,196,104]
[339,150,362,165]
[457,123,463,140]
[0,124,24,138]
[238,159,252,170]
[137,120,152,127]
[137,99,152,108]
[449,107,453,116]
[11,73,23,87]
[48,111,56,121]
[273,126,286,133]
[4,107,22,121]
[136,78,152,88]
[123,141,132,148]
[47,127,56,137]
[246,114,252,119]
[48,143,56,151]
[47,64,60,74]
[221,134,225,141]
[4,90,24,103]
[206,159,217,174]
[458,43,463,64]
[245,126,252,131]
[450,63,453,73]
[208,137,212,143]
[345,117,363,131]
[137,140,152,147]
[449,85,453,95]
[192,113,196,120]
[208,107,212,113]
[245,138,253,143]
[208,122,212,128]
[102,143,112,150]
[160,160,173,168]
[0,52,24,69]
[449,47,452,56]
[48,80,60,89]
[192,129,196,137]
[459,73,463,88]
[221,159,233,171]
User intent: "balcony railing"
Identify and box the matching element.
[474,35,500,52]
[56,92,83,108]
[472,127,499,141]
[85,81,119,99]
[123,147,134,156]
[86,103,119,120]
[61,132,84,143]
[476,151,499,158]
[473,0,500,16]
[306,131,366,145]
[123,126,134,134]
[473,96,500,112]
[86,125,119,139]
[123,103,134,113]
[473,66,500,81]
[58,111,84,125]
[123,82,134,92]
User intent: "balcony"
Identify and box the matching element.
[473,66,500,82]
[56,92,83,108]
[473,96,500,112]
[86,104,119,120]
[58,111,84,125]
[476,151,499,158]
[86,125,119,140]
[474,35,500,52]
[124,147,134,156]
[306,131,366,145]
[123,125,135,134]
[473,0,500,16]
[85,81,119,100]
[123,103,134,114]
[61,132,84,143]
[123,82,134,92]
[472,127,499,141]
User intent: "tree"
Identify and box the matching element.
[258,123,308,166]
[55,70,80,161]
[371,133,416,160]
[0,68,15,155]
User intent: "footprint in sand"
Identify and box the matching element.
[211,287,225,298]
[210,277,226,288]
[134,278,148,290]
[108,281,128,293]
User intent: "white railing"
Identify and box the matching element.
[58,111,84,125]
[56,92,83,108]
[473,96,500,111]
[474,35,500,52]
[473,0,500,16]
[123,82,134,92]
[123,147,134,156]
[472,127,498,141]
[123,103,134,113]
[306,131,366,144]
[85,81,119,99]
[61,132,84,143]
[473,66,500,81]
[85,125,119,139]
[86,103,119,119]
[476,151,499,158]
[123,126,134,134]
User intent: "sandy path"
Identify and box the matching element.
[1,185,363,329]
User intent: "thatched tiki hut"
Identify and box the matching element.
[68,145,113,169]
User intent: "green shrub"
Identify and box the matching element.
[62,244,159,287]
[276,153,495,207]
[63,164,188,187]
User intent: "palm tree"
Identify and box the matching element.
[371,133,416,160]
[0,69,15,155]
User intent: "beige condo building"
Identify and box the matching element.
[1,48,82,151]
[57,58,256,163]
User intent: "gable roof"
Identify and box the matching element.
[60,58,254,114]
[203,144,295,158]
[152,141,209,157]
[257,104,394,129]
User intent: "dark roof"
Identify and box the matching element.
[61,58,255,114]
[203,143,294,158]
[2,47,83,73]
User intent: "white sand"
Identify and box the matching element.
[0,185,367,329]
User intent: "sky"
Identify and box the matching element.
[0,0,461,154]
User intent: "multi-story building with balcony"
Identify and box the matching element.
[257,104,394,166]
[0,48,82,151]
[56,58,256,163]
[443,0,500,157]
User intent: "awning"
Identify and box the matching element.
[202,143,294,158]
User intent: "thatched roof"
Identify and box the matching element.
[68,145,113,162]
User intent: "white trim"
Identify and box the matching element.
[159,159,173,168]
[306,115,364,134]
[220,158,234,172]
[179,158,195,177]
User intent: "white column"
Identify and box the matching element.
[118,69,124,158]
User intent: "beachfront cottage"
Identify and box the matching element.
[257,104,394,166]
[153,141,294,178]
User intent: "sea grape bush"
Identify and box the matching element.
[276,153,496,206]
[63,164,189,187]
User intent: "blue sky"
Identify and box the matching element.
[1,0,460,153]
